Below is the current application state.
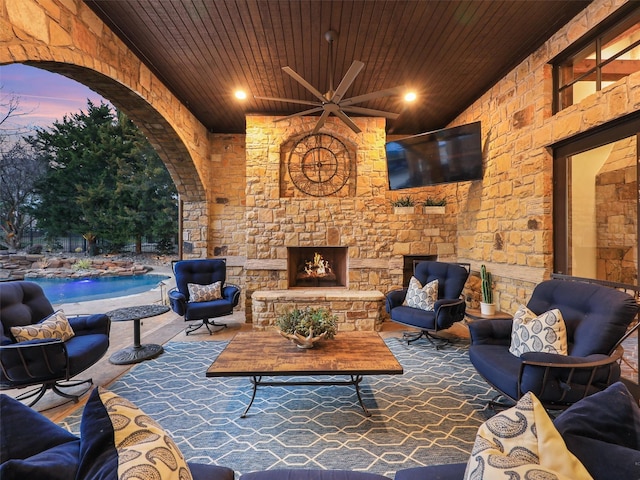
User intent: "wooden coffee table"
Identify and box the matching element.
[206,331,403,417]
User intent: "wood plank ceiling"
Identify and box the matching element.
[85,0,592,135]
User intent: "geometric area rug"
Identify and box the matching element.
[60,338,495,479]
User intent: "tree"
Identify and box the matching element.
[29,101,178,255]
[0,91,41,250]
[0,91,34,148]
[0,140,43,250]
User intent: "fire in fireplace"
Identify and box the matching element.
[287,247,348,288]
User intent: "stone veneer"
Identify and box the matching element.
[448,0,640,313]
[240,115,458,324]
[251,289,386,332]
[3,0,638,324]
[0,254,151,281]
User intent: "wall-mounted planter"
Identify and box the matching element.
[393,206,417,215]
[423,206,446,214]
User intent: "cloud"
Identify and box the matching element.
[1,63,108,131]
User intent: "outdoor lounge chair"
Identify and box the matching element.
[0,281,110,407]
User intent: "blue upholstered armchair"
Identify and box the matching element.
[0,281,110,407]
[386,261,470,348]
[469,279,639,409]
[169,259,241,335]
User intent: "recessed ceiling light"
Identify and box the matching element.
[234,90,247,100]
[404,92,417,102]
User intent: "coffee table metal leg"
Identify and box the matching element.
[240,375,372,418]
[351,374,371,417]
[241,375,262,418]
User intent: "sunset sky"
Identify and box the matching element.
[1,63,106,134]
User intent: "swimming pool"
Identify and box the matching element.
[29,274,171,304]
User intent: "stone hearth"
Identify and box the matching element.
[251,289,386,331]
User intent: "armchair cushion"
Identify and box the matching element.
[553,382,640,480]
[77,387,193,480]
[241,469,391,480]
[403,277,437,311]
[67,313,111,336]
[469,279,639,407]
[10,310,75,343]
[387,262,469,335]
[170,259,241,330]
[0,394,80,480]
[526,280,637,356]
[464,391,592,480]
[188,281,222,302]
[509,305,567,356]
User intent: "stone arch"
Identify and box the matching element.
[1,0,212,255]
[22,62,204,203]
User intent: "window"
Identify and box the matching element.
[553,113,639,286]
[552,4,640,113]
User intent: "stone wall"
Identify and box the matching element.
[449,0,640,313]
[0,254,151,281]
[4,0,638,322]
[240,115,459,321]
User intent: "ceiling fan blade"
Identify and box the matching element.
[340,86,405,107]
[282,66,327,102]
[331,60,365,103]
[273,106,324,122]
[334,109,362,134]
[254,95,321,107]
[341,105,401,120]
[312,110,331,134]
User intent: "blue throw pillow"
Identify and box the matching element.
[0,394,80,480]
[553,381,640,479]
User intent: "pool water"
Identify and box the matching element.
[29,274,171,304]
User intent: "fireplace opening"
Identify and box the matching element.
[288,247,348,288]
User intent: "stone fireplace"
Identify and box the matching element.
[228,115,458,329]
[288,246,348,288]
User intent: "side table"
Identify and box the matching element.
[465,308,513,322]
[107,304,170,365]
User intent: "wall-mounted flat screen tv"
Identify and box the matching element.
[386,121,483,190]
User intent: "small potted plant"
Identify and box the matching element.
[391,195,416,214]
[422,197,446,214]
[275,306,337,348]
[480,264,496,315]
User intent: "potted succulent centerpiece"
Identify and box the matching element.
[275,306,338,348]
[480,264,496,315]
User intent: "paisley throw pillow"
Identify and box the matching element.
[509,304,568,357]
[10,310,75,343]
[463,391,593,480]
[403,276,438,311]
[188,281,222,302]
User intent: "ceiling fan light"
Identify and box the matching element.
[404,91,417,102]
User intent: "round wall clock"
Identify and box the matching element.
[288,133,352,197]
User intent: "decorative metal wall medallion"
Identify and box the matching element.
[288,133,351,196]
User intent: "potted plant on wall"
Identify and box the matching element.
[422,197,446,214]
[480,264,496,315]
[391,195,416,214]
[275,306,338,348]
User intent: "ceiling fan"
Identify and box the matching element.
[254,30,406,134]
